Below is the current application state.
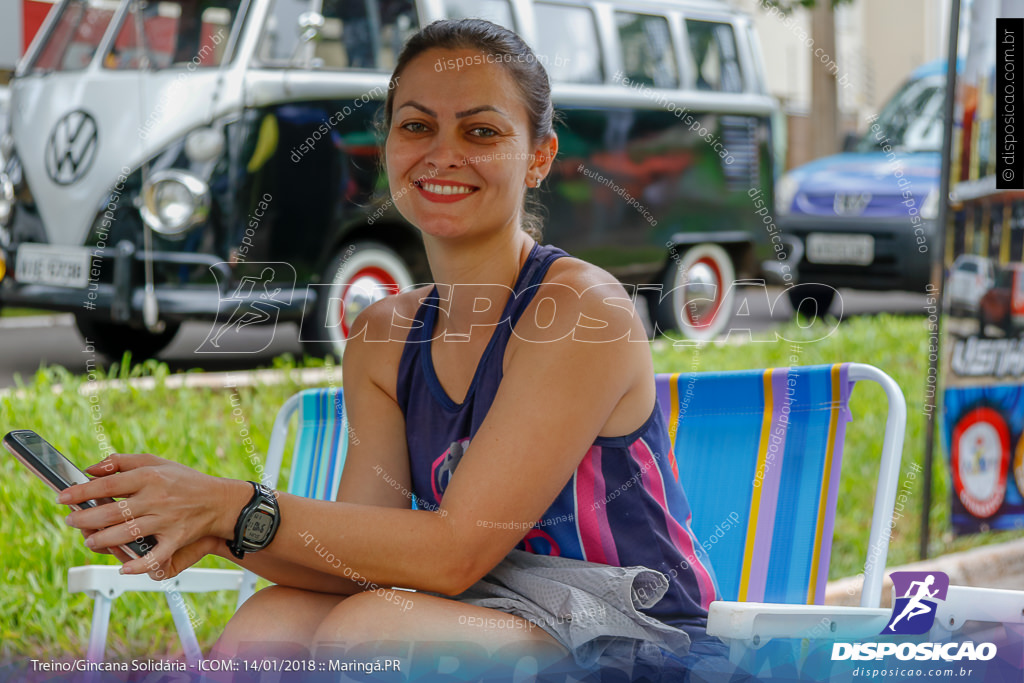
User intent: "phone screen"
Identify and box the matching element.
[4,430,158,559]
[6,430,90,489]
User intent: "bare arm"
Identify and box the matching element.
[69,301,418,593]
[63,273,650,596]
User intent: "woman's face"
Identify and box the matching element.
[385,47,553,240]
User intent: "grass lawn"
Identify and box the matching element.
[0,314,1013,660]
[0,307,52,317]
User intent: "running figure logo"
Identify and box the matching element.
[881,571,949,635]
[198,263,296,353]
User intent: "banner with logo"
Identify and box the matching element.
[720,569,1021,681]
[943,0,1024,535]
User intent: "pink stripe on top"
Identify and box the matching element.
[631,437,717,610]
[574,445,620,566]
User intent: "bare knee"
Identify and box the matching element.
[312,589,412,648]
[312,590,567,670]
[215,585,347,658]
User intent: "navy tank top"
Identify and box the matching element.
[396,241,719,631]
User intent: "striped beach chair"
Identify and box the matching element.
[656,363,907,670]
[67,387,349,665]
[68,365,906,670]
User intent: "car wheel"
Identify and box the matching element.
[654,243,736,342]
[74,316,181,361]
[787,283,836,319]
[302,242,413,360]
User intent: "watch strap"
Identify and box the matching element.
[227,481,279,559]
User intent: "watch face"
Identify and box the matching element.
[244,510,273,544]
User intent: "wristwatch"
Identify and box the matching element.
[227,481,280,559]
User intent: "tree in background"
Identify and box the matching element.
[758,0,854,158]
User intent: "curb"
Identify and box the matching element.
[0,365,338,399]
[826,537,1024,607]
[0,313,74,329]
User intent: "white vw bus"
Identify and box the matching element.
[0,0,783,359]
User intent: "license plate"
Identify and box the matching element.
[806,233,874,266]
[15,244,92,288]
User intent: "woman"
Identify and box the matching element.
[62,18,727,679]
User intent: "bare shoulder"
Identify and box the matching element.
[515,255,646,345]
[546,255,612,284]
[506,254,655,436]
[347,284,433,344]
[344,285,434,400]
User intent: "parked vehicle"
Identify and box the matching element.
[978,263,1024,337]
[0,83,8,301]
[948,254,995,316]
[0,85,8,166]
[0,84,8,231]
[0,0,782,358]
[777,59,946,316]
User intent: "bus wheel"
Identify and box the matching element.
[787,283,836,319]
[303,242,413,360]
[655,243,736,341]
[74,317,181,361]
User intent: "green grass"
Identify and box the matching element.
[0,355,319,661]
[0,307,52,317]
[0,315,1014,660]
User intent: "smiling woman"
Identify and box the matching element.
[59,18,732,681]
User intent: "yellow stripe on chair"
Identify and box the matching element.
[738,369,775,602]
[806,363,843,604]
[668,372,682,445]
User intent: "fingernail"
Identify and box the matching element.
[84,537,94,548]
[64,514,73,526]
[119,565,131,575]
[57,492,69,503]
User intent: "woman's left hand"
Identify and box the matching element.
[61,453,240,576]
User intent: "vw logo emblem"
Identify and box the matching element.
[45,110,99,186]
[833,192,871,216]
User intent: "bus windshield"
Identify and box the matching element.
[26,0,118,73]
[26,0,243,73]
[106,0,242,70]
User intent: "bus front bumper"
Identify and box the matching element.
[0,243,313,323]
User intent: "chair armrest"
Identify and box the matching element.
[68,565,245,601]
[932,585,1024,632]
[707,600,891,643]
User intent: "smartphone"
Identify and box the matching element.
[3,430,157,560]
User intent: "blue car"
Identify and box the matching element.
[777,59,946,315]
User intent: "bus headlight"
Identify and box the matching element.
[140,170,210,238]
[0,173,13,227]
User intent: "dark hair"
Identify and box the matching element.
[381,19,555,240]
